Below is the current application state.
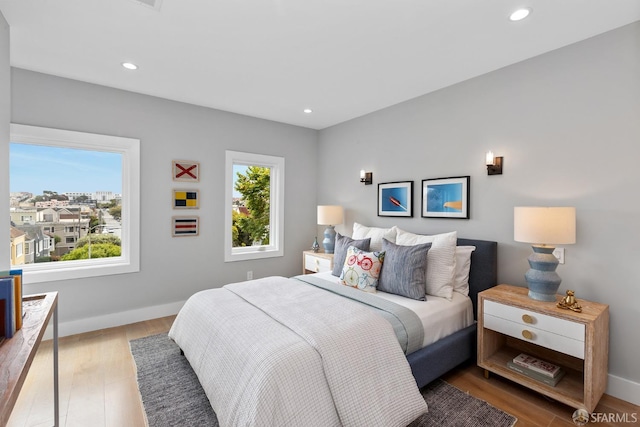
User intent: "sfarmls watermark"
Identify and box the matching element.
[572,409,638,425]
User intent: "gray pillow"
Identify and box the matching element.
[331,233,371,276]
[378,238,431,300]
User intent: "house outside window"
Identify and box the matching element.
[9,124,140,284]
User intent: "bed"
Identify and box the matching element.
[169,231,497,426]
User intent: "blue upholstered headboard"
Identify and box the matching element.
[457,238,498,320]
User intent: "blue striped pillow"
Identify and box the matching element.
[378,238,431,301]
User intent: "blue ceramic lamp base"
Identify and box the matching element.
[322,225,336,254]
[525,245,562,302]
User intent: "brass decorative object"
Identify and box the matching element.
[557,290,582,313]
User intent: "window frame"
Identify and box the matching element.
[224,150,284,262]
[10,124,140,284]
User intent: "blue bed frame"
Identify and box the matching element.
[407,238,498,388]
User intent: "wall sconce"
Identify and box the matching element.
[486,151,503,175]
[360,169,373,185]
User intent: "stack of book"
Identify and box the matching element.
[0,269,23,340]
[507,353,565,387]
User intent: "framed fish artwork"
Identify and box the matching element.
[421,176,470,219]
[378,181,413,217]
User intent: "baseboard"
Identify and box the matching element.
[606,373,640,406]
[43,300,186,340]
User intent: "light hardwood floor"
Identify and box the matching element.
[6,316,638,427]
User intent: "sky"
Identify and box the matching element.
[233,164,248,198]
[10,143,122,195]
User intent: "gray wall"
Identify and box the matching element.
[317,23,640,394]
[11,69,318,328]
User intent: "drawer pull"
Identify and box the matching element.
[522,329,534,340]
[522,314,534,324]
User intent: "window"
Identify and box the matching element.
[16,242,23,257]
[224,150,284,262]
[9,124,140,284]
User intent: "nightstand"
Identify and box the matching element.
[302,251,334,274]
[477,284,609,413]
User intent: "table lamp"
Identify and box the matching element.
[514,206,576,301]
[317,205,344,254]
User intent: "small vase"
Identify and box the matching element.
[311,237,320,253]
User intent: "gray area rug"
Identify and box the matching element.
[131,333,516,427]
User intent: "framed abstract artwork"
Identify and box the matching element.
[172,216,199,237]
[421,176,470,219]
[378,181,413,217]
[173,189,199,209]
[172,160,200,182]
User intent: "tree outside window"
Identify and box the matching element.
[225,150,284,262]
[233,166,271,246]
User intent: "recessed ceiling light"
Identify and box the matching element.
[303,108,313,114]
[509,8,531,21]
[122,62,138,70]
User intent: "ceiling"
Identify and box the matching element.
[0,1,639,130]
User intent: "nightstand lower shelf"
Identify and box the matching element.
[480,344,584,408]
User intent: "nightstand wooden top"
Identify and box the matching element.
[480,284,609,323]
[302,250,334,259]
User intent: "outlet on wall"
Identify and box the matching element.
[553,248,565,264]
[247,270,253,280]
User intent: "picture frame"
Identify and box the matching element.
[172,160,200,182]
[173,189,199,209]
[172,216,199,237]
[378,181,413,217]
[421,176,470,219]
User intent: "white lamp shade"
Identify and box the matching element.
[514,207,576,245]
[317,205,344,225]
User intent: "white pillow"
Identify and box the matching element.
[453,246,476,296]
[395,228,457,300]
[352,222,397,252]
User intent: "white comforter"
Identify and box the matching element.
[168,276,427,427]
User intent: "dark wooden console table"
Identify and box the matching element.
[0,292,59,426]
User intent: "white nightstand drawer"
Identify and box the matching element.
[484,300,584,341]
[483,312,585,358]
[304,254,332,273]
[483,299,586,359]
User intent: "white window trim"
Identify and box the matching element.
[224,150,284,262]
[10,124,140,284]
